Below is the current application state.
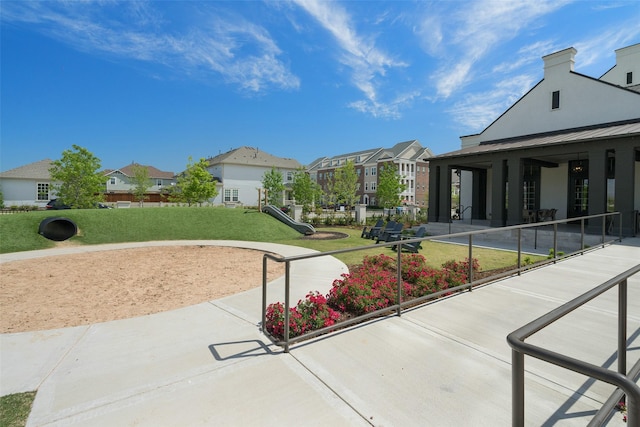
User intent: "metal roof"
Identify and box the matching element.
[433,119,640,160]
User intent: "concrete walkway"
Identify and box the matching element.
[1,239,639,426]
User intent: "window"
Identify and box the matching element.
[627,72,633,85]
[224,189,239,202]
[364,182,369,191]
[551,90,560,109]
[37,183,49,201]
[371,167,377,176]
[287,172,293,181]
[110,177,116,185]
[156,179,163,186]
[364,168,369,176]
[370,182,376,191]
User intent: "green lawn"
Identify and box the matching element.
[0,206,542,271]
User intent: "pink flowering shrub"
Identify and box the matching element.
[265,291,341,339]
[327,254,413,315]
[266,253,481,340]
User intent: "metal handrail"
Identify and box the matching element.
[506,264,640,426]
[261,211,624,353]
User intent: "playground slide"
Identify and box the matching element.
[262,205,315,235]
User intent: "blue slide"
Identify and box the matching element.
[262,205,316,235]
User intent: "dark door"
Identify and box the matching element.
[568,160,589,218]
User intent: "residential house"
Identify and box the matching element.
[103,163,176,203]
[307,140,434,208]
[427,43,640,236]
[0,159,176,207]
[206,147,302,206]
[0,159,55,207]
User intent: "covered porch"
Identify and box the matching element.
[427,121,640,236]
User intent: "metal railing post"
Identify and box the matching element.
[580,218,585,254]
[553,223,558,263]
[517,228,522,275]
[396,242,402,317]
[512,349,525,427]
[468,234,473,290]
[284,261,291,353]
[602,215,606,247]
[262,255,268,332]
[619,279,627,378]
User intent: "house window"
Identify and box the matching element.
[371,167,377,176]
[156,179,162,186]
[364,182,369,191]
[370,182,376,191]
[224,189,239,202]
[627,72,633,85]
[110,177,116,185]
[551,90,560,109]
[365,168,369,176]
[37,183,49,201]
[287,172,293,181]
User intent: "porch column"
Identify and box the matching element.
[428,165,440,223]
[587,148,607,216]
[438,164,452,223]
[471,169,487,220]
[490,159,507,227]
[506,157,523,226]
[615,145,637,236]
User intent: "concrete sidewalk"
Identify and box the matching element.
[1,239,639,426]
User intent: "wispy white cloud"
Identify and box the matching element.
[421,0,571,98]
[573,20,640,71]
[292,0,408,118]
[1,1,300,93]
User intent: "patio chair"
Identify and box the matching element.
[369,221,395,240]
[376,222,404,244]
[391,226,427,253]
[361,219,384,238]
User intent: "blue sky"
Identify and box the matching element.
[1,1,639,174]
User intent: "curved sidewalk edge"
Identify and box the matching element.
[0,241,352,427]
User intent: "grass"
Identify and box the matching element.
[0,207,542,271]
[0,392,36,427]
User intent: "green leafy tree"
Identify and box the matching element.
[262,167,285,206]
[331,160,359,209]
[291,168,323,213]
[49,145,105,208]
[172,157,218,206]
[130,164,153,206]
[377,162,407,210]
[0,187,4,209]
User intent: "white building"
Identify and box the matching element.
[206,147,302,206]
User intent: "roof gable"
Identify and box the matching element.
[464,45,640,147]
[207,146,301,169]
[0,159,53,179]
[106,163,175,179]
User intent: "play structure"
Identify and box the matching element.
[39,217,77,241]
[262,205,315,235]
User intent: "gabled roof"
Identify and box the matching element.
[0,159,53,179]
[207,146,301,169]
[104,163,175,179]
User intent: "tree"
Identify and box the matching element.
[291,167,323,213]
[331,160,359,209]
[130,164,153,206]
[376,162,407,211]
[262,167,285,206]
[49,145,105,208]
[172,157,218,206]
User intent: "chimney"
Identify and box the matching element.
[542,47,577,79]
